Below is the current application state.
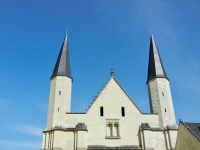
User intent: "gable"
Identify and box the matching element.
[86,77,142,117]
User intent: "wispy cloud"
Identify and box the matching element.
[0,140,41,149]
[13,123,43,137]
[37,102,48,113]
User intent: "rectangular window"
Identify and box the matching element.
[100,107,103,116]
[121,107,125,117]
[59,91,61,95]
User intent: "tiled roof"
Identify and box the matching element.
[51,33,72,79]
[147,35,169,83]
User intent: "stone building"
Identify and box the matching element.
[41,33,178,150]
[175,120,200,150]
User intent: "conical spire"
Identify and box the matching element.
[147,35,169,83]
[51,33,72,79]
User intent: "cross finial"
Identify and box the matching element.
[110,69,115,77]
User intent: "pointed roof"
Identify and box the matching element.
[147,35,169,83]
[86,75,143,114]
[51,33,72,79]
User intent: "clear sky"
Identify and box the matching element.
[0,1,200,149]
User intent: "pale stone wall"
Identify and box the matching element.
[149,131,166,150]
[42,77,178,150]
[47,76,72,129]
[65,114,86,128]
[85,78,159,147]
[148,78,176,128]
[176,123,200,150]
[168,130,178,149]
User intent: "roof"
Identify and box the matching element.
[51,33,72,79]
[147,35,169,83]
[180,120,200,141]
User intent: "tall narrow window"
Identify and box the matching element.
[162,92,164,96]
[58,107,59,112]
[107,123,112,137]
[121,107,125,117]
[100,107,103,116]
[59,91,61,95]
[113,124,119,137]
[165,108,166,112]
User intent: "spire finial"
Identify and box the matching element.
[110,69,115,77]
[65,29,68,37]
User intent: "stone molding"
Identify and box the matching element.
[105,136,121,139]
[140,123,178,131]
[43,122,87,133]
[42,148,62,150]
[87,145,142,150]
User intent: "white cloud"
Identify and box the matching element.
[13,123,43,137]
[0,140,41,149]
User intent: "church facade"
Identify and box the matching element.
[42,34,178,150]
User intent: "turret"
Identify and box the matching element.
[46,33,72,129]
[147,35,176,128]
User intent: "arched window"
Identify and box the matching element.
[106,119,120,138]
[107,123,113,137]
[113,123,119,137]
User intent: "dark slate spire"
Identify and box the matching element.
[51,33,72,79]
[147,35,169,83]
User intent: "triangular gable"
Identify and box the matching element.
[86,77,142,113]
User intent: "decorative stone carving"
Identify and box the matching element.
[141,123,151,130]
[106,119,119,125]
[76,123,87,130]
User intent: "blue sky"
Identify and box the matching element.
[0,1,200,149]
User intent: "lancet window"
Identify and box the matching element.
[106,119,120,139]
